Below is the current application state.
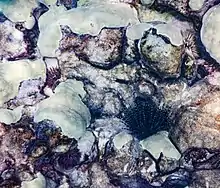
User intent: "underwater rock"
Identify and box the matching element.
[59,25,126,69]
[57,47,136,116]
[6,78,45,109]
[0,121,35,187]
[34,79,91,139]
[56,0,78,10]
[139,28,182,79]
[180,147,220,171]
[92,118,128,156]
[159,80,188,106]
[38,3,138,57]
[0,59,46,106]
[90,163,117,188]
[104,136,141,176]
[201,5,220,63]
[140,131,181,160]
[0,19,30,60]
[170,86,220,151]
[189,170,220,188]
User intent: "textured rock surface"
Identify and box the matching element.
[0,0,220,187]
[171,85,220,152]
[59,26,126,69]
[0,20,29,60]
[139,28,182,78]
[189,170,220,188]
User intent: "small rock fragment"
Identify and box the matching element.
[140,131,181,159]
[139,28,182,79]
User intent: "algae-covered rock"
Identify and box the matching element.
[139,28,182,78]
[34,79,91,139]
[136,4,175,23]
[170,87,220,151]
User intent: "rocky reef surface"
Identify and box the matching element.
[0,0,220,187]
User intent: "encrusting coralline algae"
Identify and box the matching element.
[0,0,220,187]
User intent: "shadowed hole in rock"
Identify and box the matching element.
[122,95,173,140]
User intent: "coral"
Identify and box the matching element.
[0,0,38,23]
[140,131,181,159]
[201,5,220,63]
[0,59,46,106]
[34,79,91,139]
[0,1,220,187]
[21,172,46,188]
[0,106,23,124]
[37,3,139,56]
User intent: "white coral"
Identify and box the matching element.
[37,3,139,57]
[0,106,23,124]
[0,59,46,106]
[34,79,91,139]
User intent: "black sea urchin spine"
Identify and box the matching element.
[122,96,172,140]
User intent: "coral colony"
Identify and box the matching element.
[0,0,220,187]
